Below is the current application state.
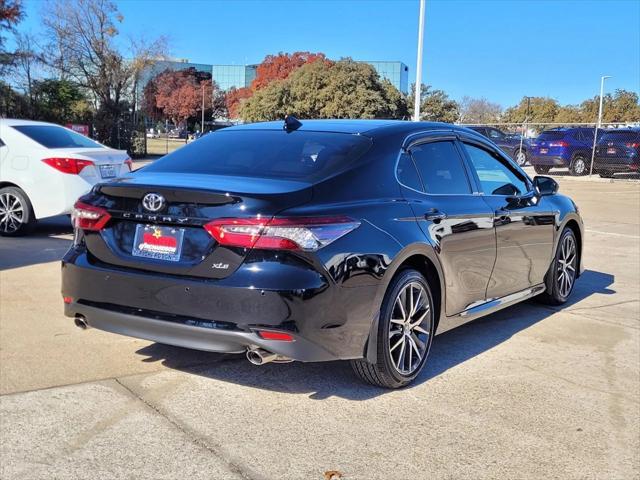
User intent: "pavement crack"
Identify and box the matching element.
[112,378,263,480]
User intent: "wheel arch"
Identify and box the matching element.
[364,245,445,363]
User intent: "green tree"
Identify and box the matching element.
[31,78,92,124]
[240,58,408,121]
[503,96,560,124]
[579,89,640,123]
[407,84,459,123]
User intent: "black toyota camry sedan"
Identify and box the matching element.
[62,119,584,388]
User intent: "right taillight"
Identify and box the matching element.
[548,141,568,148]
[204,216,360,251]
[71,201,111,231]
[43,157,94,175]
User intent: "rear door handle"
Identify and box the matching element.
[425,209,447,221]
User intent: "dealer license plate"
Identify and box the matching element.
[132,224,185,262]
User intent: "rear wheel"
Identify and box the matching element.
[537,227,578,305]
[514,148,527,166]
[351,269,434,389]
[0,187,35,236]
[534,165,551,174]
[570,155,588,176]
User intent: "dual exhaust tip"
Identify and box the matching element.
[75,316,288,366]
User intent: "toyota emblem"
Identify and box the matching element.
[142,193,165,212]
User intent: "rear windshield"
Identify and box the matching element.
[12,125,102,149]
[537,131,566,140]
[143,130,373,182]
[599,130,640,143]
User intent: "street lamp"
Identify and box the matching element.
[413,0,426,122]
[589,75,612,176]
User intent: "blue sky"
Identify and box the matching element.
[17,0,640,107]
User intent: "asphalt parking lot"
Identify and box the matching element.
[1,172,639,479]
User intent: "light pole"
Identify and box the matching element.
[518,96,531,163]
[201,83,205,134]
[589,75,612,176]
[413,0,426,122]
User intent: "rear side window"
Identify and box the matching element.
[409,141,471,195]
[463,143,528,196]
[0,138,4,147]
[144,130,372,183]
[396,153,422,191]
[12,125,102,149]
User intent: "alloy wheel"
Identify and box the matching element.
[573,158,586,175]
[388,281,432,375]
[557,233,577,298]
[515,150,527,166]
[0,193,24,234]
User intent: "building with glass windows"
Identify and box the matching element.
[138,59,408,94]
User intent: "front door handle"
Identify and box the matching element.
[425,208,447,221]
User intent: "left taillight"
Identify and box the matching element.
[204,216,360,251]
[71,201,111,231]
[42,158,94,175]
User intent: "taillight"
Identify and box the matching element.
[71,201,111,231]
[257,331,294,341]
[548,141,568,148]
[124,158,133,171]
[42,158,94,175]
[626,142,639,148]
[204,216,360,251]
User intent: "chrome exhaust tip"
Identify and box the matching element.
[246,348,278,365]
[74,316,89,330]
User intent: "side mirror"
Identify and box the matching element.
[533,176,559,196]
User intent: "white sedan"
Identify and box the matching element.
[0,119,132,236]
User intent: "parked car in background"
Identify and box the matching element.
[168,129,187,139]
[593,128,640,178]
[529,127,596,176]
[466,126,530,166]
[62,119,584,388]
[0,119,132,236]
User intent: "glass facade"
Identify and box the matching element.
[211,65,252,91]
[365,61,409,94]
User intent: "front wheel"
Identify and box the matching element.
[537,227,578,305]
[570,155,588,176]
[0,187,35,236]
[534,165,551,174]
[351,269,435,389]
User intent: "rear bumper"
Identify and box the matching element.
[530,155,568,167]
[61,248,377,362]
[593,156,639,172]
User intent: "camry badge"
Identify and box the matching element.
[142,193,165,212]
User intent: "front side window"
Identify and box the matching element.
[12,125,102,149]
[409,141,471,195]
[463,143,528,196]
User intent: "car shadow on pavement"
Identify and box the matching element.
[134,269,615,400]
[0,216,73,270]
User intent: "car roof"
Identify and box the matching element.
[0,118,60,127]
[225,119,470,137]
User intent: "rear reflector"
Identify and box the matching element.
[257,331,294,341]
[63,296,73,304]
[43,157,94,175]
[71,201,111,231]
[204,216,360,251]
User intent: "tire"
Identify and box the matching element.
[598,170,614,178]
[351,269,435,388]
[0,186,35,236]
[514,148,528,167]
[537,227,578,305]
[534,165,551,174]
[570,155,588,176]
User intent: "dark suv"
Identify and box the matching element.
[530,128,596,176]
[466,126,530,166]
[594,128,640,177]
[62,119,583,388]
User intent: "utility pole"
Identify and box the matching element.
[413,0,426,122]
[589,75,612,177]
